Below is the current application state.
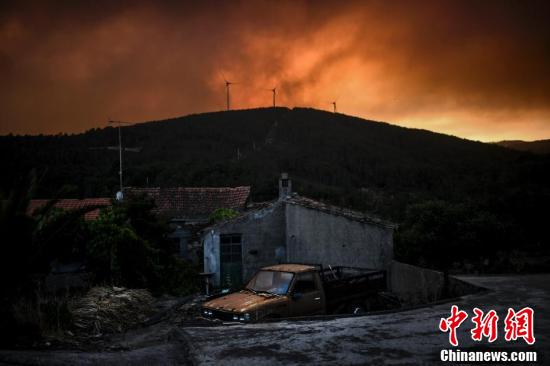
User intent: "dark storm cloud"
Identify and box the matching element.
[1,0,549,140]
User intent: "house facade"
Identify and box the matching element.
[202,176,395,287]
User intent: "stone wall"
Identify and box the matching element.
[285,204,394,269]
[389,261,483,306]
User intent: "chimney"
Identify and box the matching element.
[279,172,292,199]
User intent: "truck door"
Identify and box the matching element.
[289,272,324,316]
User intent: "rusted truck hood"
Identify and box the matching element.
[203,290,286,313]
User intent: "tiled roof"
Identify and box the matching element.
[125,186,251,220]
[285,195,396,229]
[205,195,396,231]
[28,198,111,220]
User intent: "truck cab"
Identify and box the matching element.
[201,264,322,321]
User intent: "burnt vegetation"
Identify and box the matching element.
[1,107,549,274]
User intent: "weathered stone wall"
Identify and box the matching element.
[389,261,483,306]
[204,201,286,286]
[389,261,444,305]
[285,204,394,269]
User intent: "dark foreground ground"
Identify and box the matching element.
[1,274,549,365]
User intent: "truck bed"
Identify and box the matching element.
[319,266,387,311]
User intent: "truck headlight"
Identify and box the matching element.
[202,309,212,317]
[243,313,251,321]
[233,315,239,321]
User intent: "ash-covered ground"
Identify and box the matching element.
[1,275,549,366]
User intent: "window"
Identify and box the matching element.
[220,234,242,263]
[246,270,294,295]
[293,272,317,293]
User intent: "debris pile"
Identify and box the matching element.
[70,287,154,335]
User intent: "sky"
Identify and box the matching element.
[1,0,549,141]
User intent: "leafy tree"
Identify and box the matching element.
[0,177,200,345]
[395,200,508,276]
[86,206,159,288]
[85,197,200,295]
[0,174,102,344]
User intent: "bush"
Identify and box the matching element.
[209,207,239,223]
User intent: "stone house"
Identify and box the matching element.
[202,175,395,287]
[126,186,250,262]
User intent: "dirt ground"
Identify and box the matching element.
[1,274,549,365]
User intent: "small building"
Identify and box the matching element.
[202,175,395,288]
[126,186,250,262]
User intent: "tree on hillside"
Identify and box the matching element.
[395,200,506,276]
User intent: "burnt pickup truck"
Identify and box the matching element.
[201,263,386,322]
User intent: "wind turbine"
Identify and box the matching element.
[225,80,233,110]
[268,87,277,107]
[222,74,237,111]
[329,96,340,113]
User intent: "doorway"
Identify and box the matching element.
[220,234,243,288]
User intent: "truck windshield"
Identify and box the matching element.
[246,270,294,295]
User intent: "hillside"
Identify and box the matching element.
[1,107,548,212]
[495,139,550,154]
[1,107,549,270]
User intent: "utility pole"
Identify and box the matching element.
[108,120,131,198]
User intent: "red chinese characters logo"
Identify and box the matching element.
[504,307,535,345]
[439,306,535,346]
[471,308,499,343]
[439,305,469,346]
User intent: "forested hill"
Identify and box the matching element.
[495,139,550,154]
[1,107,550,252]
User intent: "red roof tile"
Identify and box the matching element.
[126,186,250,220]
[28,198,111,220]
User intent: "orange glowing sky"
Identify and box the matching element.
[1,0,549,141]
